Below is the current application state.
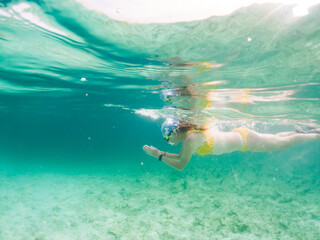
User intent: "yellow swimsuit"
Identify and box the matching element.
[199,99,212,109]
[187,129,214,155]
[188,127,250,155]
[232,127,250,152]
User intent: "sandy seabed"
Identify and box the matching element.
[0,161,319,240]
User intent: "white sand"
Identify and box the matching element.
[0,161,319,239]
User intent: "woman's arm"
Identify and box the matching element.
[160,152,180,160]
[143,135,197,171]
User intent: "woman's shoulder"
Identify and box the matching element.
[187,129,202,134]
[186,129,206,140]
[185,130,206,150]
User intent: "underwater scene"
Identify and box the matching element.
[0,0,320,239]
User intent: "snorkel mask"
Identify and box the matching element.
[160,89,177,103]
[161,118,179,142]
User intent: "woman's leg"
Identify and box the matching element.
[276,132,298,137]
[246,131,319,152]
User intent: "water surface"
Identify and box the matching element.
[0,1,320,239]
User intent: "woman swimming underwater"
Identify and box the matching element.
[143,119,320,171]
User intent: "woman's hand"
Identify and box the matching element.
[143,145,161,159]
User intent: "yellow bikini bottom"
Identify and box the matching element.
[232,128,250,152]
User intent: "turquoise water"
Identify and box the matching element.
[0,1,320,239]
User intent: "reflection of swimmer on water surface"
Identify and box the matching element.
[159,78,253,111]
[154,57,284,110]
[158,73,226,110]
[160,79,298,111]
[148,56,226,69]
[143,119,320,171]
[159,83,216,110]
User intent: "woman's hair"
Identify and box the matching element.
[175,122,203,133]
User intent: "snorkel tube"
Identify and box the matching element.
[161,118,179,141]
[160,89,177,103]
